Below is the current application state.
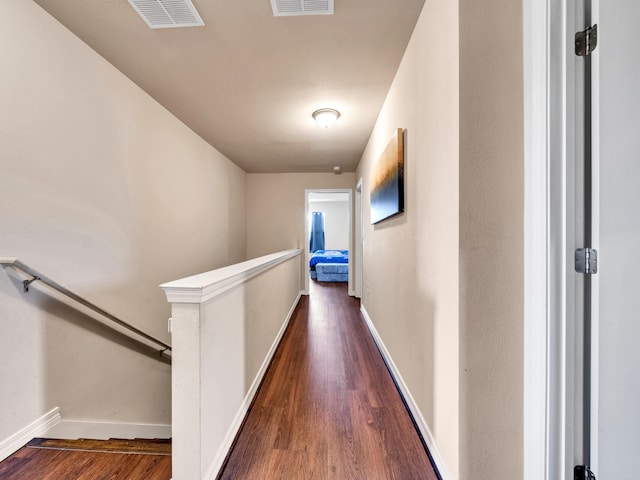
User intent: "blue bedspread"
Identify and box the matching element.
[309,250,349,269]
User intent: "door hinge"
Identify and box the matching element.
[575,248,598,274]
[575,465,596,480]
[576,24,598,56]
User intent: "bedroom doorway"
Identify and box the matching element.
[304,189,353,296]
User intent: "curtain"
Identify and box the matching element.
[309,212,325,252]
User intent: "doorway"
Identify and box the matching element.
[304,189,353,296]
[527,1,640,478]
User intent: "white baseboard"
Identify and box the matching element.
[43,420,171,440]
[0,407,61,461]
[360,305,452,480]
[203,290,303,480]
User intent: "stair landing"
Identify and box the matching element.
[0,437,171,479]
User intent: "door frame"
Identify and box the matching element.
[304,188,354,295]
[522,1,552,476]
[523,0,582,478]
[355,178,363,298]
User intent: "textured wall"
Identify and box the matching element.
[459,0,524,478]
[0,0,246,439]
[246,173,355,287]
[355,0,460,475]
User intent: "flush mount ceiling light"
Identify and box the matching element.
[312,108,340,128]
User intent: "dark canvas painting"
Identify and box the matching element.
[370,128,404,224]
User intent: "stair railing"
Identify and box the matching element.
[0,257,171,361]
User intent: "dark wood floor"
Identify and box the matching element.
[219,281,439,480]
[0,438,171,480]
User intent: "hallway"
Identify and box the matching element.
[219,281,439,479]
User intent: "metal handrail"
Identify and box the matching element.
[0,258,171,361]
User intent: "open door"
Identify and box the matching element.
[589,1,640,477]
[572,1,640,477]
[526,1,640,477]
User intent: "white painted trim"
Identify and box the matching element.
[589,1,600,472]
[544,0,580,478]
[359,305,452,480]
[304,191,311,295]
[0,407,61,461]
[522,0,551,479]
[347,188,355,296]
[161,249,301,304]
[354,178,363,298]
[43,420,171,440]
[302,189,312,295]
[202,291,303,480]
[0,409,171,463]
[171,303,202,480]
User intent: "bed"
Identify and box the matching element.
[309,250,349,282]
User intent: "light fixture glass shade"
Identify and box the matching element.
[313,108,340,128]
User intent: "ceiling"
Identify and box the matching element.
[34,0,425,173]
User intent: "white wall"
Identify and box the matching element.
[0,0,246,441]
[459,1,524,478]
[246,173,355,286]
[356,0,525,478]
[308,199,349,250]
[164,251,301,479]
[355,0,460,475]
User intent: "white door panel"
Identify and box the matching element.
[594,1,640,477]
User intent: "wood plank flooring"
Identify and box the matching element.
[26,438,172,455]
[219,281,439,480]
[0,438,171,480]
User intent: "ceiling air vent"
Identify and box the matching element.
[127,0,204,29]
[271,0,334,17]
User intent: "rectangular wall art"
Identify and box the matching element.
[370,128,404,224]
